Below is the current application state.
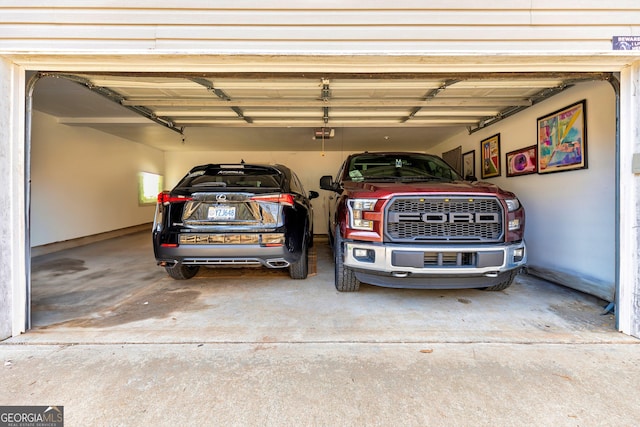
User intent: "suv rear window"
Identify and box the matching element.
[177,166,282,189]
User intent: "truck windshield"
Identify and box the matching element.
[346,153,462,182]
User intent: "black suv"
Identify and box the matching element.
[153,163,318,280]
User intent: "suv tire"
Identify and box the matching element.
[165,264,200,280]
[289,234,309,279]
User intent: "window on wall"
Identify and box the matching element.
[138,172,164,205]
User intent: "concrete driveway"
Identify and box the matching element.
[1,231,639,426]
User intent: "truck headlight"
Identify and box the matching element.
[505,198,520,212]
[348,198,378,231]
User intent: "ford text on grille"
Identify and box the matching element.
[389,212,500,223]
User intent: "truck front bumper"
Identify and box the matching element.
[343,240,526,289]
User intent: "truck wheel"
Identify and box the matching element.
[289,235,308,279]
[482,270,517,291]
[165,264,199,280]
[334,229,360,292]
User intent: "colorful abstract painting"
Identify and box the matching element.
[537,100,587,174]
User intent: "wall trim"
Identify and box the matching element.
[31,223,151,257]
[526,265,614,303]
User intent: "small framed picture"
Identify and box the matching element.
[480,133,501,179]
[506,145,537,177]
[462,150,475,180]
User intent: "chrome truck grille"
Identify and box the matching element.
[385,196,504,243]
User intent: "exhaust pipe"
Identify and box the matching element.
[266,259,290,268]
[158,261,178,267]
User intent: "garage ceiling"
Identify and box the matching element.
[31,72,611,152]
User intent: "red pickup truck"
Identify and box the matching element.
[319,152,526,292]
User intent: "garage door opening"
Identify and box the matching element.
[26,71,619,333]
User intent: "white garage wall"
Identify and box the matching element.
[432,81,616,299]
[30,111,164,247]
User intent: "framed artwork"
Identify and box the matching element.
[480,133,501,179]
[506,145,537,177]
[442,145,462,175]
[462,150,475,180]
[537,100,587,174]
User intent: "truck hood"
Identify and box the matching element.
[342,180,516,199]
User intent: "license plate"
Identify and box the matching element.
[208,206,236,220]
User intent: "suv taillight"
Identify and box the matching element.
[157,191,193,204]
[250,193,295,207]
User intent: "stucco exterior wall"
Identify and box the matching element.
[618,64,640,337]
[0,58,26,338]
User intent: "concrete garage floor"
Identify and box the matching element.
[2,231,640,426]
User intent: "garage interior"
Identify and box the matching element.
[26,70,618,332]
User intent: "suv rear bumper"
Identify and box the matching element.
[343,240,526,288]
[155,244,294,269]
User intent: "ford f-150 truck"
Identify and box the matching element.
[319,151,526,292]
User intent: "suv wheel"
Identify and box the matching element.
[165,264,200,280]
[334,228,360,292]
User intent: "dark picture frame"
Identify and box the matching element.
[506,145,537,177]
[442,146,462,176]
[480,133,501,179]
[462,150,475,180]
[537,100,587,174]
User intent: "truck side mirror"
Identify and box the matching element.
[319,175,335,191]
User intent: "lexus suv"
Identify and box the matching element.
[153,163,318,280]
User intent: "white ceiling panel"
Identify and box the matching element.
[31,71,610,152]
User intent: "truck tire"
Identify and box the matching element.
[334,229,360,292]
[289,235,309,279]
[327,220,335,249]
[482,270,517,291]
[165,264,200,280]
